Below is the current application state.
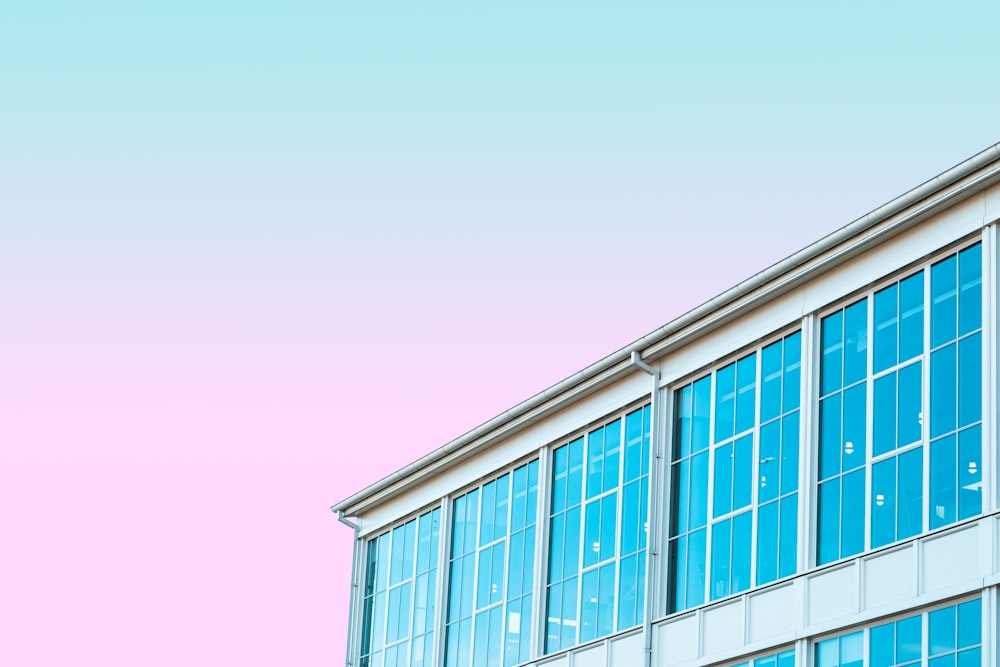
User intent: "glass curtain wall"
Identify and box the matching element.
[445,459,539,667]
[817,243,983,565]
[545,405,651,653]
[669,332,801,612]
[359,508,441,667]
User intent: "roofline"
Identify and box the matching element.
[333,141,1000,518]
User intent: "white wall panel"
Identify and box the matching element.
[655,614,699,664]
[922,525,981,591]
[807,563,858,626]
[610,632,643,665]
[748,583,796,643]
[863,546,916,609]
[702,600,745,655]
[572,643,606,667]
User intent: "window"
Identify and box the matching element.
[360,508,441,667]
[445,459,539,667]
[668,332,801,612]
[816,599,981,667]
[817,243,983,565]
[732,648,796,667]
[545,405,651,653]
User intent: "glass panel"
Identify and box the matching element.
[567,440,584,507]
[843,384,867,472]
[736,353,757,434]
[603,420,621,493]
[844,299,868,386]
[779,494,797,578]
[761,339,782,423]
[841,469,865,558]
[872,457,896,548]
[618,554,637,630]
[731,510,752,593]
[817,637,838,667]
[873,372,897,457]
[715,363,736,443]
[957,599,981,648]
[842,631,863,667]
[480,481,496,547]
[874,283,898,373]
[822,311,844,395]
[551,448,568,515]
[586,426,604,499]
[759,421,780,504]
[819,394,842,480]
[733,435,753,510]
[580,569,598,642]
[958,243,982,336]
[957,333,981,428]
[685,528,706,609]
[621,482,640,555]
[784,332,802,412]
[675,385,692,459]
[563,506,580,579]
[624,409,643,482]
[583,500,600,569]
[693,376,712,452]
[898,446,923,540]
[548,514,564,582]
[781,412,800,496]
[710,518,731,600]
[714,443,733,517]
[900,271,924,362]
[597,562,615,638]
[958,426,983,521]
[818,479,840,565]
[899,362,922,447]
[871,622,894,667]
[897,614,922,662]
[931,255,958,348]
[756,501,778,585]
[930,434,957,529]
[599,493,616,562]
[494,475,509,541]
[673,460,690,535]
[929,604,957,654]
[690,451,709,529]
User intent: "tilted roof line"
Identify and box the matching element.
[332,141,1000,518]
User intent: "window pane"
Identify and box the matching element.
[930,434,957,529]
[899,362,922,447]
[759,421,780,504]
[731,511,752,593]
[822,311,844,395]
[603,420,621,493]
[958,426,983,521]
[715,363,736,442]
[818,479,840,565]
[781,412,800,496]
[874,283,898,373]
[843,384,867,472]
[779,494,797,578]
[820,394,842,480]
[690,451,709,529]
[693,376,712,452]
[733,435,753,510]
[957,599,981,648]
[930,604,957,655]
[958,243,982,336]
[617,554,637,630]
[898,446,923,540]
[870,622,894,667]
[675,385,692,459]
[621,482,640,555]
[900,271,924,362]
[583,501,600,569]
[844,299,868,386]
[873,372,897,457]
[957,333,981,428]
[897,614,922,662]
[932,254,958,347]
[756,501,778,585]
[710,518,731,600]
[586,426,604,499]
[872,457,896,548]
[841,631,863,667]
[685,529,706,608]
[842,469,865,558]
[624,409,643,482]
[599,494,616,562]
[714,443,732,517]
[817,638,838,667]
[930,343,958,439]
[597,562,615,638]
[783,332,802,412]
[480,482,496,547]
[761,340,782,423]
[736,353,757,434]
[580,569,598,642]
[564,506,580,579]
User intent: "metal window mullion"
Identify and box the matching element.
[656,386,673,620]
[749,350,762,589]
[611,417,624,634]
[981,224,997,516]
[704,372,718,605]
[864,294,875,554]
[801,314,818,573]
[531,447,550,660]
[434,498,451,667]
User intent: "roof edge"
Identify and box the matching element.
[333,141,1000,517]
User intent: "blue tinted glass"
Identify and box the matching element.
[639,477,648,550]
[672,460,690,535]
[715,363,736,442]
[930,604,957,654]
[685,528,706,608]
[710,518,731,600]
[511,468,527,533]
[669,537,686,612]
[600,494,616,562]
[842,469,865,558]
[635,552,646,624]
[735,353,757,434]
[822,311,844,394]
[603,420,621,493]
[899,362,922,446]
[480,482,496,547]
[761,340,783,423]
[756,500,778,584]
[551,448,568,514]
[387,587,402,642]
[690,451,709,529]
[713,443,733,517]
[522,526,535,594]
[870,623,894,667]
[563,506,580,578]
[932,255,958,347]
[527,461,538,524]
[958,244,982,336]
[958,334,981,428]
[958,426,982,521]
[621,482,639,555]
[844,300,868,386]
[784,332,802,412]
[818,479,840,565]
[898,615,922,662]
[759,421,780,503]
[734,435,754,510]
[597,563,615,638]
[494,476,509,540]
[675,385,692,458]
[508,533,524,599]
[693,377,712,452]
[873,372,897,457]
[931,344,957,439]
[548,514,565,581]
[958,599,981,648]
[580,569,597,642]
[544,584,561,652]
[817,638,838,667]
[476,548,492,609]
[586,427,604,499]
[641,406,651,475]
[842,631,863,667]
[957,649,980,667]
[583,501,600,568]
[389,525,406,585]
[930,434,957,529]
[624,410,643,482]
[416,515,431,574]
[731,511,752,593]
[777,650,796,667]
[567,441,583,506]
[874,283,898,373]
[819,394,842,480]
[618,554,637,630]
[872,457,896,548]
[900,272,924,362]
[929,653,955,667]
[560,577,577,647]
[779,494,797,578]
[781,412,800,496]
[898,447,923,540]
[843,384,867,471]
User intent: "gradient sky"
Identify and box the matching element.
[1,2,999,665]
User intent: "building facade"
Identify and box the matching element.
[333,143,1000,667]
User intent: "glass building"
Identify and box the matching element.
[333,143,1000,667]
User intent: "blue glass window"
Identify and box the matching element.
[361,508,441,667]
[446,461,538,667]
[545,405,650,653]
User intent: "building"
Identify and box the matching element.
[332,142,1000,667]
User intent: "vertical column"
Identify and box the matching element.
[432,497,451,667]
[984,223,997,514]
[799,314,818,573]
[654,384,674,625]
[531,447,552,660]
[346,524,365,667]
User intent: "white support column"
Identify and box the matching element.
[983,585,996,667]
[343,518,364,667]
[656,383,675,626]
[432,497,451,667]
[531,446,552,660]
[799,314,819,573]
[985,223,998,514]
